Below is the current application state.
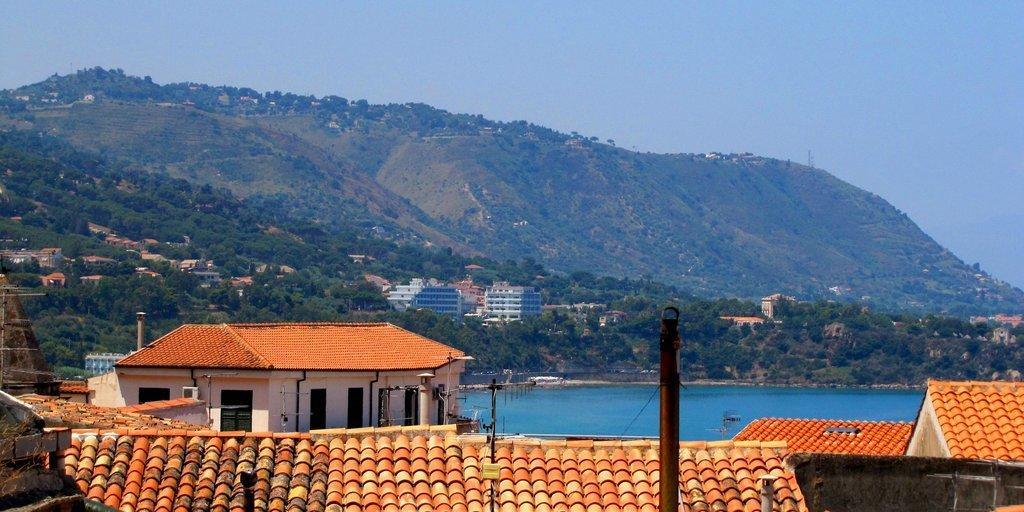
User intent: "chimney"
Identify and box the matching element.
[240,470,256,512]
[136,312,146,350]
[659,307,681,512]
[760,475,778,512]
[417,373,435,425]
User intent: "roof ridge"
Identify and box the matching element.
[750,417,914,425]
[221,324,274,368]
[928,379,1024,390]
[115,323,191,367]
[382,323,466,362]
[227,322,392,327]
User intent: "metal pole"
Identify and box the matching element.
[489,378,500,512]
[660,307,681,512]
[0,288,6,390]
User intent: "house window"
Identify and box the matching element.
[220,390,253,431]
[310,389,327,430]
[138,387,170,404]
[404,388,418,426]
[347,387,364,428]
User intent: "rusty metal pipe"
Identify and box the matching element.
[660,307,681,512]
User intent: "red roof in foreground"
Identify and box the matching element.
[734,418,913,456]
[923,379,1024,460]
[59,380,89,395]
[20,395,202,430]
[116,322,464,371]
[64,430,806,512]
[120,397,202,414]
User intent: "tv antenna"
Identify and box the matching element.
[807,150,814,168]
[707,410,742,439]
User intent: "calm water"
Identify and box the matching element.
[462,385,922,439]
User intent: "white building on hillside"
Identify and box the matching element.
[387,278,425,311]
[484,283,542,321]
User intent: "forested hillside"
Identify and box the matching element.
[2,68,1021,313]
[0,131,1020,386]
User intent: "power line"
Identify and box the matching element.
[619,385,659,437]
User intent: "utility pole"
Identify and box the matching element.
[659,307,681,512]
[0,284,46,390]
[486,379,502,512]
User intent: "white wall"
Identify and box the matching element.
[100,362,467,432]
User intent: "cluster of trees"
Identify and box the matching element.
[2,129,1023,386]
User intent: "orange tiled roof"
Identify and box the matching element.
[117,322,464,371]
[120,397,202,414]
[20,394,203,430]
[59,380,90,395]
[64,430,806,512]
[733,418,913,456]
[925,379,1024,460]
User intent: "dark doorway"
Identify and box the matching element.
[346,387,363,428]
[436,384,446,424]
[310,388,327,430]
[220,389,253,431]
[138,387,170,404]
[404,388,418,426]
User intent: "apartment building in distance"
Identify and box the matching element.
[484,282,542,321]
[387,278,465,318]
[84,352,125,376]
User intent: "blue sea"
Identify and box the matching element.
[462,384,923,439]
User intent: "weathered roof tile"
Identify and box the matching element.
[64,431,807,512]
[733,418,913,456]
[117,322,464,371]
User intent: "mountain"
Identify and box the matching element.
[2,68,1021,314]
[0,120,1021,387]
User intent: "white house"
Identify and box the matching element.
[89,322,470,432]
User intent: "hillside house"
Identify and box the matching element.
[348,254,376,264]
[0,248,63,268]
[720,315,766,327]
[89,323,469,432]
[134,267,162,278]
[599,310,627,327]
[140,251,168,262]
[761,293,796,319]
[80,275,105,285]
[40,272,66,288]
[79,255,116,265]
[104,234,142,250]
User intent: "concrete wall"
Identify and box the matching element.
[87,371,127,407]
[905,397,950,457]
[791,453,1024,512]
[147,402,208,426]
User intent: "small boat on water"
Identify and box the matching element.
[528,376,566,386]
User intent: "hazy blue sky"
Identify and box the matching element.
[3,1,1022,287]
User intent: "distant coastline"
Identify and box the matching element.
[461,377,923,391]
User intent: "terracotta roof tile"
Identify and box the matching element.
[20,394,204,430]
[64,431,807,512]
[733,418,913,456]
[59,380,90,394]
[117,322,464,371]
[925,379,1024,460]
[120,397,203,414]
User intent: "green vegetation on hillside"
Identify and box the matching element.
[2,68,1021,314]
[0,131,1020,386]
